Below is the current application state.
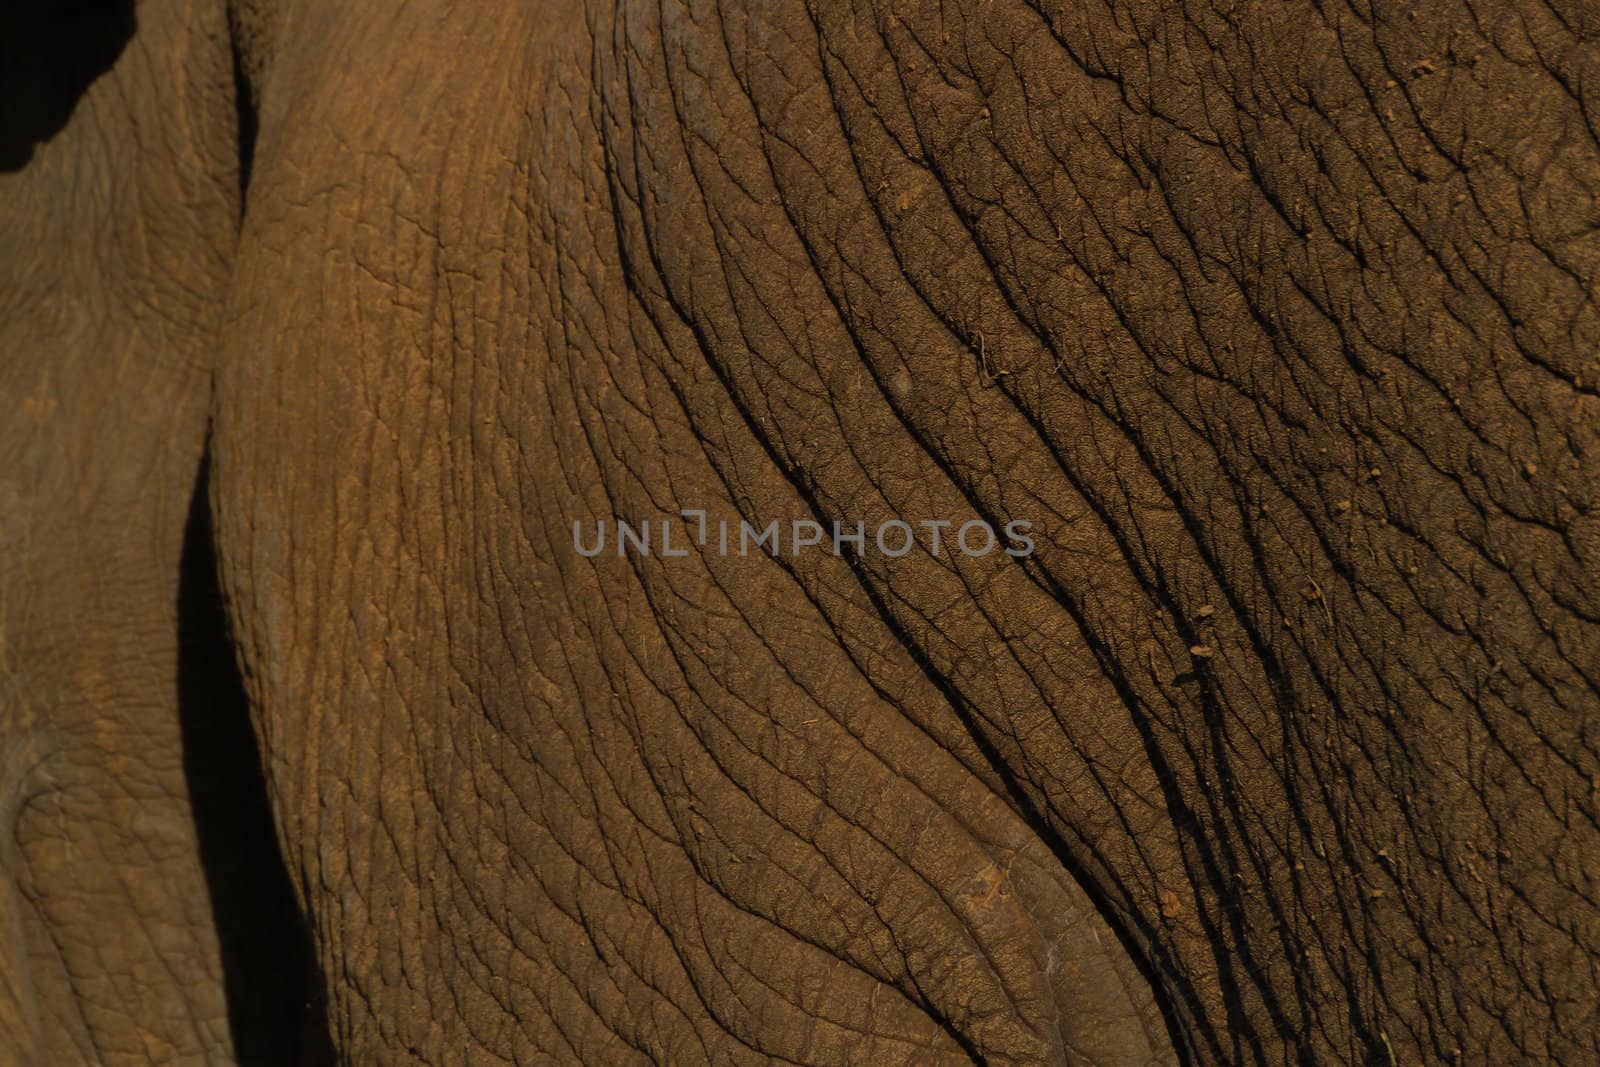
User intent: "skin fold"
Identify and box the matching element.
[0,2,245,1061]
[3,0,1598,1062]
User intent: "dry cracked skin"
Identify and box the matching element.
[1,0,1598,1063]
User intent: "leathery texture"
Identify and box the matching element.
[213,0,1600,1062]
[0,2,256,1062]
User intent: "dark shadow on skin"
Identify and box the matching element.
[227,10,257,200]
[178,457,337,1065]
[0,0,135,172]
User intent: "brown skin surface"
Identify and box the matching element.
[5,0,1600,1062]
[0,3,321,1063]
[0,2,240,1061]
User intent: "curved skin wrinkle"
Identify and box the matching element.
[3,0,1599,1063]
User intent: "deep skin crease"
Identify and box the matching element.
[3,0,1599,1062]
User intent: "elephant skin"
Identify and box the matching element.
[4,0,1600,1063]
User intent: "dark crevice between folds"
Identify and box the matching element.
[227,11,258,208]
[178,454,335,1065]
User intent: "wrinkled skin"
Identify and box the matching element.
[3,0,1599,1062]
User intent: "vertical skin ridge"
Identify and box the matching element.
[0,0,259,1063]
